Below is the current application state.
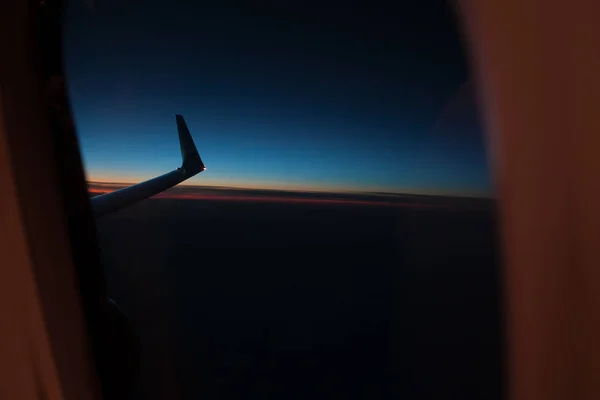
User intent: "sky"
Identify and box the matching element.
[63,0,492,196]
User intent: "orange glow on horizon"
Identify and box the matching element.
[86,175,490,198]
[86,169,485,196]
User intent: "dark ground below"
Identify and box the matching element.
[95,196,504,399]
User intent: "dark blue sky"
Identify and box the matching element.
[64,0,491,196]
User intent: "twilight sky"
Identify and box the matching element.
[63,0,491,196]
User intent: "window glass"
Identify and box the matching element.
[65,2,503,398]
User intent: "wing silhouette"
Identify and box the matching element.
[90,115,205,217]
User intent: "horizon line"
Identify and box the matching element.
[86,180,494,200]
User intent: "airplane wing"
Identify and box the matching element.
[90,115,205,217]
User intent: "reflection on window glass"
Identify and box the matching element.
[65,1,502,399]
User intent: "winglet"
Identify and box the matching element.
[176,114,205,175]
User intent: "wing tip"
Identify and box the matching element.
[175,114,205,174]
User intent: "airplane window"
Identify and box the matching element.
[64,1,503,398]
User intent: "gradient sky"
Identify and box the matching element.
[63,0,492,196]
